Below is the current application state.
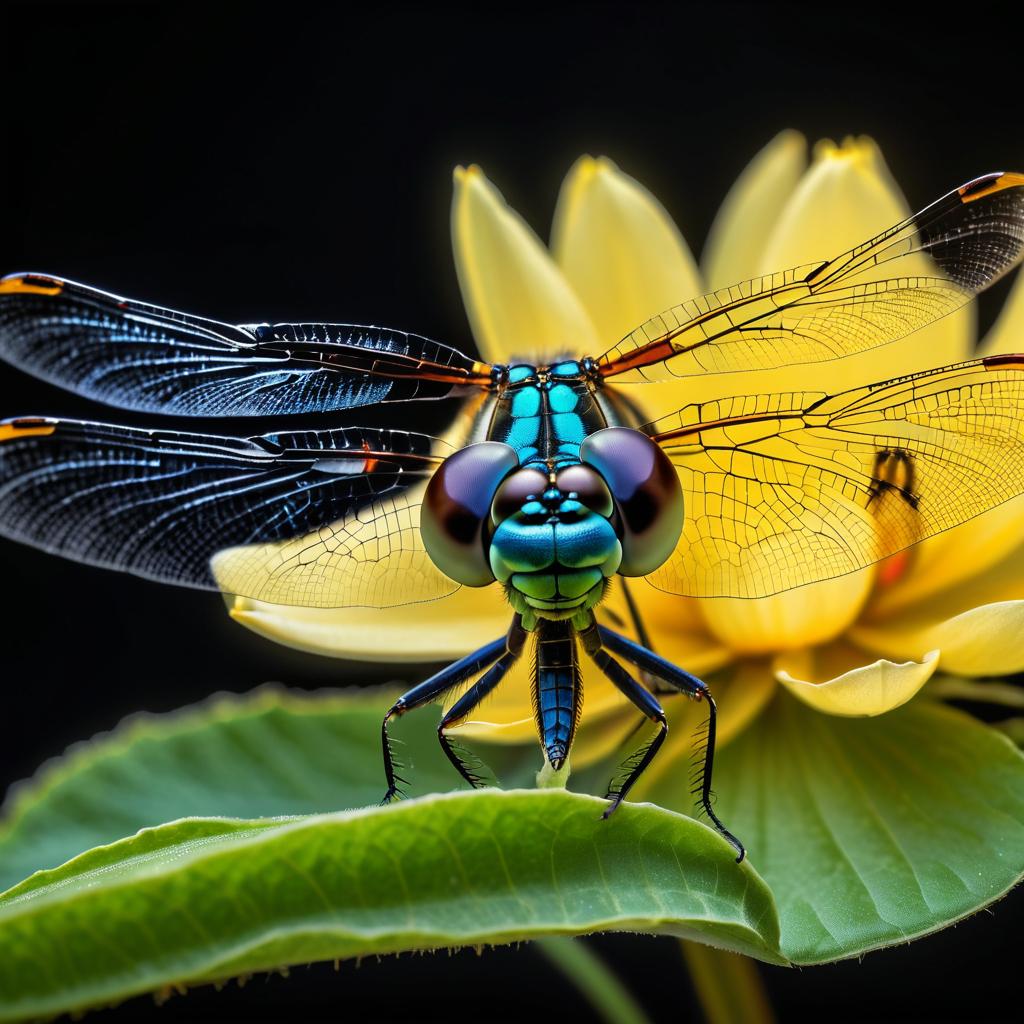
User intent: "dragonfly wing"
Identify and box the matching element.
[0,417,458,608]
[0,274,491,416]
[643,355,1024,598]
[597,172,1024,381]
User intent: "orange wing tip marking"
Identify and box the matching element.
[0,274,65,296]
[0,418,57,443]
[959,171,1024,203]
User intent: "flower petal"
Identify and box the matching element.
[757,136,973,389]
[446,647,539,743]
[224,397,502,661]
[774,643,939,716]
[228,585,510,662]
[451,164,599,364]
[853,599,1024,678]
[551,155,701,345]
[701,130,807,290]
[979,261,1024,356]
[601,579,733,674]
[699,569,875,655]
[864,495,1024,619]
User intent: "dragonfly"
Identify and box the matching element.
[2,170,1024,863]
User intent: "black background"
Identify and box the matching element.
[2,3,1022,1021]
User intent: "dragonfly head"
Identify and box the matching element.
[421,429,682,621]
[487,463,621,620]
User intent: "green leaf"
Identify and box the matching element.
[0,686,534,893]
[0,791,783,1021]
[0,687,783,1018]
[643,689,1024,964]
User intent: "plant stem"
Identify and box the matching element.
[681,941,775,1024]
[536,757,571,789]
[534,937,650,1024]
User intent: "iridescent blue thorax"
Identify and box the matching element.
[487,360,607,469]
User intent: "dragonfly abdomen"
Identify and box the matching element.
[532,618,582,769]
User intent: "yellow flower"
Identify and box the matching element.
[227,133,1024,767]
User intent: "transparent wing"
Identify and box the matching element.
[597,172,1024,381]
[644,354,1024,599]
[0,417,458,608]
[0,273,492,416]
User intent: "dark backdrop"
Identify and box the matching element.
[1,3,1021,1021]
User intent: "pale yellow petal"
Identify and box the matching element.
[712,659,779,744]
[755,136,973,391]
[551,155,701,345]
[774,643,939,716]
[853,597,1024,678]
[757,137,906,273]
[601,579,734,675]
[702,130,807,290]
[616,136,973,423]
[451,164,599,364]
[864,494,1024,619]
[979,263,1024,356]
[223,396,499,660]
[447,649,537,744]
[699,569,875,655]
[229,584,510,662]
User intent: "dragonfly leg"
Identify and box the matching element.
[437,617,528,788]
[380,631,508,804]
[598,625,745,863]
[578,621,667,818]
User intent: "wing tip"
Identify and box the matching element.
[0,417,58,443]
[958,171,1024,204]
[0,273,66,296]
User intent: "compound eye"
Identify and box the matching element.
[421,442,518,586]
[555,464,613,517]
[580,427,683,576]
[491,467,549,523]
